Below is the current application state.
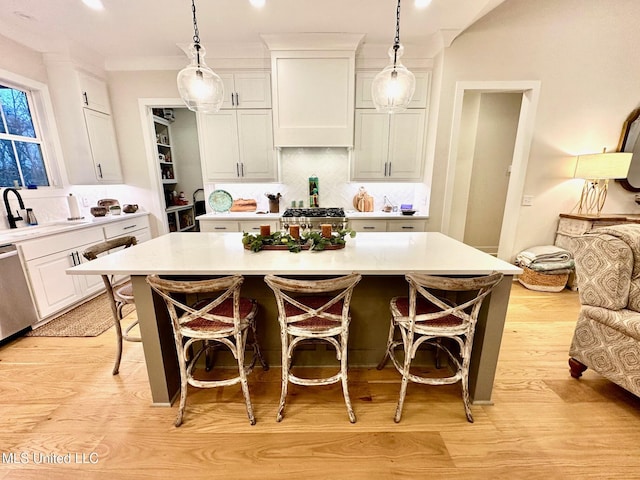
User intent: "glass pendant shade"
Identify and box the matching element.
[371,45,416,113]
[177,44,224,114]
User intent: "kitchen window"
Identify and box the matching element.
[0,82,50,187]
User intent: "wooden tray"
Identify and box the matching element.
[244,243,345,251]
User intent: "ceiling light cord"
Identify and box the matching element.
[393,0,401,67]
[190,0,202,66]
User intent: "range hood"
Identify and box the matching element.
[261,33,364,148]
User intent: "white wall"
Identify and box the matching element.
[430,0,640,258]
[463,92,521,254]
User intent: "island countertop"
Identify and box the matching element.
[67,231,521,406]
[67,231,521,277]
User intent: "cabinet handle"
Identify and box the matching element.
[388,162,392,176]
[214,226,227,230]
[231,93,235,106]
[123,224,136,230]
[235,92,239,106]
[401,226,415,230]
[70,251,79,266]
[82,92,89,106]
[240,163,244,177]
[97,163,103,178]
[236,163,240,177]
[384,162,388,176]
[363,226,376,230]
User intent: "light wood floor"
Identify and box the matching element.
[1,283,639,479]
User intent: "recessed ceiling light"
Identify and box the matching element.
[82,0,105,11]
[415,0,432,8]
[249,0,266,7]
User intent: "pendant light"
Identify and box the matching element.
[177,0,224,114]
[371,0,416,113]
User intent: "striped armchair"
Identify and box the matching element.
[569,224,640,397]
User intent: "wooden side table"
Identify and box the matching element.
[555,213,640,289]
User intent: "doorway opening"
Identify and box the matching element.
[138,99,203,234]
[442,81,541,261]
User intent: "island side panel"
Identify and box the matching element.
[131,275,180,405]
[467,275,513,404]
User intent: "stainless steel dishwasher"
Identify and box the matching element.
[0,243,37,341]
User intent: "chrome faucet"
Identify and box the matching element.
[3,188,25,229]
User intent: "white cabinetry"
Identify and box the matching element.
[263,34,363,147]
[355,71,430,109]
[352,109,425,181]
[19,215,151,321]
[45,59,123,185]
[199,219,279,233]
[350,218,427,232]
[21,227,104,319]
[220,72,271,109]
[351,71,429,182]
[78,71,111,114]
[198,109,276,182]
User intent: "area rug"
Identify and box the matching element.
[26,293,132,337]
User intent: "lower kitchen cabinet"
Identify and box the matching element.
[350,218,427,232]
[199,219,278,233]
[19,214,151,322]
[22,228,105,320]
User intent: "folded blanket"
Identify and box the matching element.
[516,245,572,267]
[525,262,574,273]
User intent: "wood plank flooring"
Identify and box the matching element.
[1,283,639,479]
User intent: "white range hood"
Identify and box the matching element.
[261,33,364,148]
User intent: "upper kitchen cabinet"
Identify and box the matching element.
[351,70,430,182]
[355,71,431,109]
[219,72,271,109]
[44,56,123,185]
[262,33,364,147]
[197,109,276,182]
[352,109,426,181]
[78,71,111,114]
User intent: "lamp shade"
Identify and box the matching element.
[177,44,225,114]
[573,152,633,180]
[371,45,416,113]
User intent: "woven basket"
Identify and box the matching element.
[518,266,569,292]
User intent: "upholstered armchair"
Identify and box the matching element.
[569,224,640,397]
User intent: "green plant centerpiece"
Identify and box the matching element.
[242,228,356,253]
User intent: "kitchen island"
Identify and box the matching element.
[68,231,521,406]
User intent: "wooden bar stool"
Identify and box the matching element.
[264,273,362,423]
[146,274,268,427]
[377,272,503,423]
[83,236,138,375]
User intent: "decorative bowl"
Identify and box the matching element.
[90,206,108,217]
[97,198,119,208]
[123,204,139,213]
[401,209,416,216]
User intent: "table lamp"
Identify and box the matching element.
[574,150,633,215]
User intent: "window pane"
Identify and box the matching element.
[0,103,6,134]
[0,139,20,187]
[0,86,36,138]
[15,141,49,186]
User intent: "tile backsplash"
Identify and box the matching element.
[209,147,430,213]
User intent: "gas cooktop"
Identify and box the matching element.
[282,207,345,218]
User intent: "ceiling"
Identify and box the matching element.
[0,0,506,70]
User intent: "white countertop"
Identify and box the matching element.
[196,211,281,221]
[196,210,428,221]
[0,212,149,245]
[67,231,521,276]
